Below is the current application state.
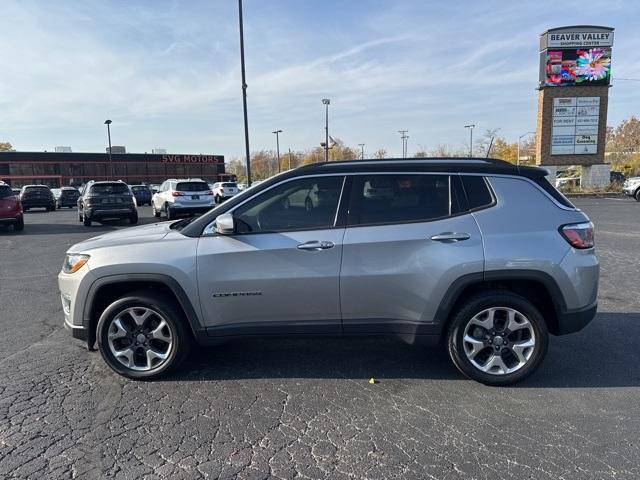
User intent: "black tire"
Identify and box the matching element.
[214,195,220,204]
[13,217,24,231]
[447,290,548,386]
[165,203,174,220]
[96,291,192,380]
[152,204,160,218]
[130,213,138,224]
[635,189,640,202]
[78,211,83,222]
[83,215,92,227]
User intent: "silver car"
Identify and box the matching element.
[58,158,599,385]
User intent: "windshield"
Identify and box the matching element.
[176,182,209,192]
[90,183,129,195]
[0,185,13,199]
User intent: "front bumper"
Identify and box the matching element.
[623,186,638,196]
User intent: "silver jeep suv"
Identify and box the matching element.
[58,158,599,385]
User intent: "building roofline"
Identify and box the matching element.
[540,25,614,35]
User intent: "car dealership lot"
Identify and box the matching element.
[1,199,639,479]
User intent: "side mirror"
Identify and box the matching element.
[214,213,235,235]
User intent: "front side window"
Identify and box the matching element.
[233,176,344,234]
[349,174,461,226]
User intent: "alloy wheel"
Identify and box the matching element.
[106,306,173,371]
[462,307,536,375]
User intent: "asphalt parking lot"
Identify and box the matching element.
[1,198,639,480]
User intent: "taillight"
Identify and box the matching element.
[172,191,183,197]
[560,222,594,249]
[206,190,213,195]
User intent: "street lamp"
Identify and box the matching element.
[358,143,365,160]
[322,98,330,162]
[104,119,113,179]
[272,129,282,173]
[398,130,409,158]
[464,124,475,157]
[517,131,536,166]
[238,0,252,186]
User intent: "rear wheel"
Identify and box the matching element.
[13,217,24,231]
[447,291,548,386]
[635,189,640,202]
[83,215,92,227]
[130,213,138,224]
[78,210,83,222]
[165,203,174,220]
[96,291,192,380]
[152,203,160,218]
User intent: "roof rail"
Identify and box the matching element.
[300,157,515,168]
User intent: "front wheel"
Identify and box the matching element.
[447,291,548,386]
[96,291,192,380]
[635,189,640,202]
[152,203,160,218]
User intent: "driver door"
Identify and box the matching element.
[196,175,347,334]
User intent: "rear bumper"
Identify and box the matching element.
[0,214,21,224]
[85,207,136,218]
[22,199,54,208]
[556,302,597,335]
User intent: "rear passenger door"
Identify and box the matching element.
[340,173,484,334]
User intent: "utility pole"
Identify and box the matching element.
[358,143,365,160]
[322,98,330,162]
[238,0,252,185]
[104,119,113,180]
[464,124,475,157]
[288,148,292,170]
[272,129,282,173]
[517,131,536,165]
[398,130,409,158]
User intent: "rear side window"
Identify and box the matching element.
[176,182,209,192]
[89,183,129,195]
[533,177,575,208]
[349,174,462,226]
[461,176,494,210]
[0,185,13,199]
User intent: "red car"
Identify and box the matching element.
[0,183,24,231]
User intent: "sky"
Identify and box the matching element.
[1,0,639,159]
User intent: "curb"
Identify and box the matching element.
[564,192,624,198]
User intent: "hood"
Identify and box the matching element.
[69,221,175,253]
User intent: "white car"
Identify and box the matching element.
[152,178,215,220]
[623,176,640,201]
[212,182,239,204]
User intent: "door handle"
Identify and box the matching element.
[430,232,471,242]
[297,240,335,251]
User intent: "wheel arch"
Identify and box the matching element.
[435,270,566,336]
[83,274,205,350]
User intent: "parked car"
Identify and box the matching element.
[151,178,214,220]
[20,185,56,211]
[212,182,240,203]
[55,186,80,209]
[77,180,137,227]
[11,187,21,196]
[0,182,23,231]
[130,185,153,206]
[59,158,599,385]
[623,176,640,201]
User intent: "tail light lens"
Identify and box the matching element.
[172,191,183,197]
[560,222,594,249]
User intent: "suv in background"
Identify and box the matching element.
[59,158,599,385]
[77,180,138,227]
[55,186,80,209]
[152,178,214,220]
[131,185,153,206]
[623,176,640,201]
[20,185,55,212]
[0,182,23,231]
[212,182,239,203]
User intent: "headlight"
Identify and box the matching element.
[62,254,90,274]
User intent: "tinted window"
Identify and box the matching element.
[234,176,344,233]
[533,176,575,208]
[131,186,150,192]
[0,185,13,199]
[23,186,51,195]
[61,189,79,197]
[221,182,237,188]
[461,176,494,210]
[176,182,209,192]
[350,174,457,225]
[89,183,129,195]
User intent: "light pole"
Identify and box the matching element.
[517,131,536,166]
[464,124,475,157]
[358,143,365,160]
[272,129,282,173]
[238,0,252,186]
[104,119,113,179]
[322,98,330,162]
[398,130,408,158]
